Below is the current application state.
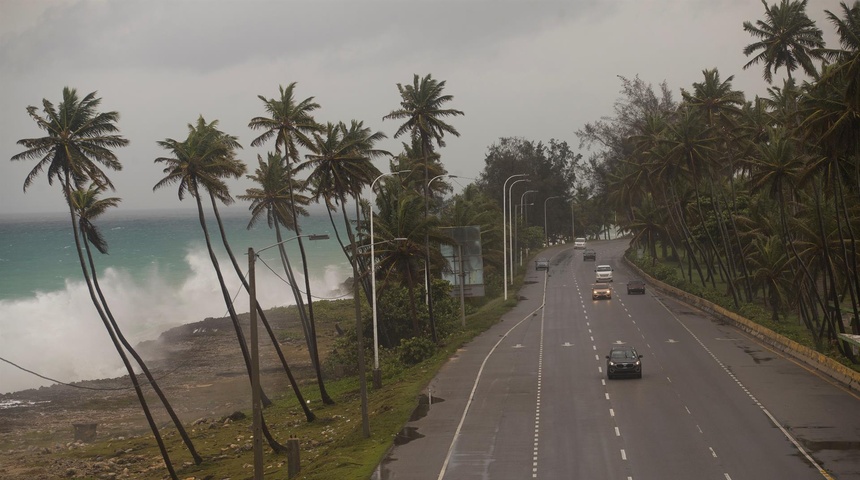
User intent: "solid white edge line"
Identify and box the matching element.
[436,256,550,480]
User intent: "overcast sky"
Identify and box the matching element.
[0,0,845,216]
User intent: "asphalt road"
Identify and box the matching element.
[373,238,860,479]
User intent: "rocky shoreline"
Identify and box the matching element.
[0,311,326,479]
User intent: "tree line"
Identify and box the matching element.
[573,1,860,362]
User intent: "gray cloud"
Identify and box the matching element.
[1,0,845,215]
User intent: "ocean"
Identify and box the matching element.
[0,207,353,394]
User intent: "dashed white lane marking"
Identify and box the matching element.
[532,261,551,478]
[654,296,834,480]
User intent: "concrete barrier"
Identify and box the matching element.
[624,257,860,393]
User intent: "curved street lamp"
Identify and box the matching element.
[507,178,530,284]
[515,190,537,270]
[502,174,527,300]
[370,170,411,388]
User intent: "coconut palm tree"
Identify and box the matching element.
[818,1,860,112]
[11,88,183,479]
[248,83,334,404]
[237,152,317,421]
[683,69,753,300]
[743,0,826,83]
[372,179,452,337]
[300,120,387,302]
[383,73,464,343]
[70,184,204,464]
[154,116,286,453]
[747,234,793,322]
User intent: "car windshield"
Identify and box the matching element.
[597,266,611,272]
[610,349,637,360]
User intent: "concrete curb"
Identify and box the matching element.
[624,257,860,394]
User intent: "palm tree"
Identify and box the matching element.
[248,83,333,404]
[743,0,826,83]
[372,179,452,337]
[300,121,387,303]
[383,73,464,343]
[238,152,316,421]
[154,116,286,453]
[11,88,183,479]
[71,184,204,463]
[683,69,754,300]
[818,1,860,112]
[748,234,793,322]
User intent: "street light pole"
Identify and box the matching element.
[424,173,458,344]
[544,196,563,247]
[502,174,527,301]
[517,190,536,268]
[248,233,329,478]
[508,178,529,284]
[369,170,411,389]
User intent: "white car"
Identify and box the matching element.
[574,237,586,249]
[594,264,613,282]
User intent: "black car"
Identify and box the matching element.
[583,249,596,261]
[606,345,643,379]
[627,279,645,294]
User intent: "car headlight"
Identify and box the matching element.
[608,361,616,366]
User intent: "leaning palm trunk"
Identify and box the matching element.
[283,173,333,405]
[274,223,313,348]
[831,165,860,340]
[82,237,203,463]
[65,187,179,480]
[192,192,286,453]
[329,200,372,304]
[209,196,315,421]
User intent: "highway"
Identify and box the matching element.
[373,238,860,479]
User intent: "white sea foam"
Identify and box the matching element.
[0,246,349,394]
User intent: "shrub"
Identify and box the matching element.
[398,336,437,365]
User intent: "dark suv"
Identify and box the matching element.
[606,345,643,379]
[583,249,596,261]
[627,279,645,294]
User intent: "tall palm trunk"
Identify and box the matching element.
[284,158,333,405]
[82,236,203,463]
[332,198,372,304]
[420,138,438,344]
[776,180,829,331]
[208,196,315,421]
[352,199,370,437]
[830,162,860,339]
[64,183,179,480]
[272,220,334,405]
[191,190,286,453]
[405,261,421,336]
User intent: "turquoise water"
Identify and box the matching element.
[0,207,353,393]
